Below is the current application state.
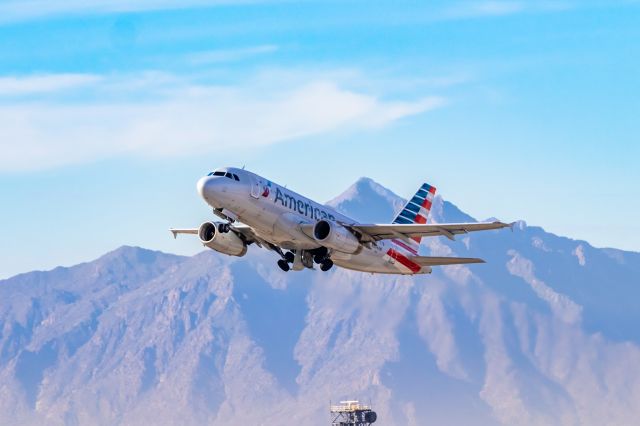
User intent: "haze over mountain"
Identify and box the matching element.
[1,178,639,425]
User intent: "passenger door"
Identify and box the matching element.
[250,175,261,198]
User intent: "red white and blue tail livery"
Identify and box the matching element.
[171,168,511,275]
[385,183,437,273]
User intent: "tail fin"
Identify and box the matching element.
[392,183,437,246]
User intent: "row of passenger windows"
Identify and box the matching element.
[207,171,240,181]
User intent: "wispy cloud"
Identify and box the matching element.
[0,74,102,96]
[444,1,526,19]
[0,0,260,24]
[0,71,444,172]
[441,0,573,20]
[186,45,279,65]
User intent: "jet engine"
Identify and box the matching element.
[312,220,362,254]
[198,222,247,257]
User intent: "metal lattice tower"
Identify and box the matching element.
[330,400,377,426]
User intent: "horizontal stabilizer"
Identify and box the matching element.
[410,256,485,266]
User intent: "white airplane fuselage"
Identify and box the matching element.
[197,167,428,274]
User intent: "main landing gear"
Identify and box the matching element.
[277,248,333,272]
[312,247,333,271]
[276,250,295,271]
[320,259,333,271]
[277,259,290,272]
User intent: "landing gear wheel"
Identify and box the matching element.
[313,254,325,264]
[284,251,295,263]
[277,259,290,272]
[218,223,231,233]
[320,259,334,272]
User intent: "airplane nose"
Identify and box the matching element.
[196,176,215,199]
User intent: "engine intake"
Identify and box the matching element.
[311,220,361,254]
[314,220,331,240]
[198,222,247,257]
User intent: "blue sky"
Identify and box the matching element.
[0,0,639,278]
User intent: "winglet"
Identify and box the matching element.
[492,220,514,231]
[170,229,178,239]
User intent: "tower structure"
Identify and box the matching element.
[330,400,377,426]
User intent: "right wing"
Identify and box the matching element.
[411,256,485,266]
[348,221,511,242]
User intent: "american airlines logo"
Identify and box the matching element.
[274,188,336,221]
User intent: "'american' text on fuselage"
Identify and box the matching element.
[273,188,336,222]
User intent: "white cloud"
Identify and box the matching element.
[0,0,258,23]
[444,1,526,18]
[0,0,581,25]
[0,74,102,96]
[441,0,573,20]
[186,45,279,65]
[0,73,444,172]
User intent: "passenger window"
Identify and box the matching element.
[233,174,240,181]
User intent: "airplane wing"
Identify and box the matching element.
[410,256,485,266]
[170,224,270,248]
[348,221,512,243]
[170,228,198,238]
[229,223,271,248]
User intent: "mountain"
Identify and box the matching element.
[1,178,639,425]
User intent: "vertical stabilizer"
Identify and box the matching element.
[391,183,437,251]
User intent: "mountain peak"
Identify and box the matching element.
[327,177,476,225]
[98,245,182,264]
[329,176,398,202]
[327,177,405,223]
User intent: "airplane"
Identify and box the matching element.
[170,167,512,275]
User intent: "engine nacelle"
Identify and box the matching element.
[312,220,362,254]
[198,222,247,257]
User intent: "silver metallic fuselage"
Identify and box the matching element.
[197,167,428,274]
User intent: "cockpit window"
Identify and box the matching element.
[208,171,238,180]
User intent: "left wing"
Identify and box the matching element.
[229,223,270,248]
[348,221,512,243]
[170,228,198,238]
[170,223,270,248]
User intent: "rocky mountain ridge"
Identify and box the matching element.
[1,177,639,425]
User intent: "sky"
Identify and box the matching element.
[0,0,639,278]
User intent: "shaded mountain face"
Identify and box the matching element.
[1,178,639,426]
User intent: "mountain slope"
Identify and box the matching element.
[1,178,639,425]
